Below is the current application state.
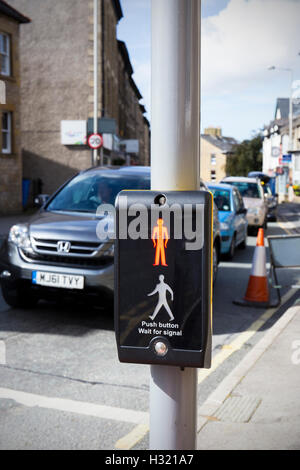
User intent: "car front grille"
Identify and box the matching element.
[31,237,101,256]
[20,250,113,269]
[19,236,113,269]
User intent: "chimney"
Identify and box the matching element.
[204,127,222,137]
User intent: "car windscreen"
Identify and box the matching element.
[262,184,272,195]
[226,182,261,199]
[46,172,150,213]
[209,189,231,211]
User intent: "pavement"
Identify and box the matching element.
[195,200,300,450]
[196,297,300,450]
[1,206,300,451]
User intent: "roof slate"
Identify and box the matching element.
[201,134,237,153]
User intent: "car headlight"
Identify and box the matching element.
[8,224,32,249]
[220,222,230,231]
[247,207,260,215]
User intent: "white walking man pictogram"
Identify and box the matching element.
[148,275,174,321]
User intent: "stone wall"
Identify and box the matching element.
[0,13,22,213]
[9,0,150,201]
[200,138,227,183]
[10,0,93,196]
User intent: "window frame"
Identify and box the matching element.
[2,111,12,154]
[0,32,11,77]
[210,169,216,181]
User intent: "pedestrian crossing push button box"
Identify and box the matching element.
[114,191,213,368]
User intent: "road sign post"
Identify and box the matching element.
[149,0,202,449]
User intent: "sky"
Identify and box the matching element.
[117,0,300,142]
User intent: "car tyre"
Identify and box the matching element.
[239,234,247,249]
[1,282,38,309]
[213,243,219,285]
[269,214,277,222]
[261,218,267,230]
[226,234,236,260]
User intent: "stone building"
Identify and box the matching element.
[200,127,237,183]
[118,40,150,165]
[0,0,30,214]
[263,97,300,199]
[9,0,150,199]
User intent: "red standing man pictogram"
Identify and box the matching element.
[152,218,169,266]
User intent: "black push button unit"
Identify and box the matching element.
[114,191,212,368]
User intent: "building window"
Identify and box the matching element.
[211,170,216,181]
[2,111,12,153]
[0,33,10,76]
[211,153,216,165]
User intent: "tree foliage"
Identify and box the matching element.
[226,135,263,176]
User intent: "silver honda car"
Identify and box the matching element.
[0,166,221,308]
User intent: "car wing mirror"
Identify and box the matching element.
[34,194,49,208]
[238,207,247,215]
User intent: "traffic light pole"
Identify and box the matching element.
[150,0,201,450]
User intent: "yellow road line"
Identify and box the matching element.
[115,424,149,450]
[198,305,280,384]
[198,213,297,385]
[277,214,294,235]
[277,220,291,234]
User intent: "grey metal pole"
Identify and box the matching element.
[150,0,201,450]
[289,70,293,152]
[93,0,98,166]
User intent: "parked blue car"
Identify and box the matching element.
[207,183,248,259]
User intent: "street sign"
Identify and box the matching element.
[114,190,213,368]
[282,154,292,163]
[271,147,280,157]
[87,117,116,135]
[87,133,103,149]
[61,120,86,145]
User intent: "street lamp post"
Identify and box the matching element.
[268,66,294,151]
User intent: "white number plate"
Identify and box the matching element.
[32,271,84,290]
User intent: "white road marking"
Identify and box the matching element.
[279,220,300,229]
[277,216,300,234]
[0,387,149,426]
[0,341,6,365]
[219,262,270,269]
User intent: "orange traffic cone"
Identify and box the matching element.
[234,228,278,308]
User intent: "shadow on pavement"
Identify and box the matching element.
[0,291,114,337]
